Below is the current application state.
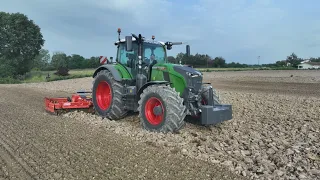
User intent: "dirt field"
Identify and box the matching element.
[0,86,241,179]
[1,70,320,180]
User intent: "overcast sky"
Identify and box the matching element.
[2,0,320,64]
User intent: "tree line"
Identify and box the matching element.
[34,50,101,71]
[168,53,252,68]
[167,52,320,69]
[34,51,320,73]
[1,11,319,80]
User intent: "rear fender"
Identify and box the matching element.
[93,64,122,81]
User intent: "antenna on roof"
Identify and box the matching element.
[117,28,121,41]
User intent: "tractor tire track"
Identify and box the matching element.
[0,134,36,180]
[0,92,123,179]
[0,88,117,179]
[0,122,55,180]
[0,92,111,179]
[0,109,109,180]
[0,126,55,180]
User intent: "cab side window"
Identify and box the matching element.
[118,43,138,66]
[143,48,152,65]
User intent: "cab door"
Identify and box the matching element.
[117,43,138,78]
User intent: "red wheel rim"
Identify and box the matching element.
[144,97,164,125]
[96,81,112,110]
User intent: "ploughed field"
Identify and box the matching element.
[1,70,319,180]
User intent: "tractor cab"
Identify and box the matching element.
[114,35,168,80]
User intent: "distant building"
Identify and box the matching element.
[301,59,311,63]
[297,62,320,69]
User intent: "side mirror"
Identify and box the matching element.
[125,36,133,52]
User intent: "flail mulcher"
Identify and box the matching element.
[45,28,233,133]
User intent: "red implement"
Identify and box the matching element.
[45,93,94,115]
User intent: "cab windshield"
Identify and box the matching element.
[117,41,166,66]
[143,42,166,64]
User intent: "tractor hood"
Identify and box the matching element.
[173,65,202,77]
[173,65,203,93]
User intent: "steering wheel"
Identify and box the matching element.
[144,57,151,65]
[135,59,148,68]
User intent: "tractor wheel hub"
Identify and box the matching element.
[153,105,163,116]
[144,97,164,125]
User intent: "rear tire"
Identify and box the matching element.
[92,69,128,120]
[138,85,187,133]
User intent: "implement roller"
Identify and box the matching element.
[45,91,94,115]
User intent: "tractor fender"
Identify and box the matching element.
[137,81,170,97]
[93,64,122,81]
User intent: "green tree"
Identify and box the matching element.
[191,54,211,67]
[0,12,44,77]
[68,54,86,69]
[212,56,226,68]
[0,60,15,77]
[167,56,176,64]
[226,62,248,68]
[286,52,303,67]
[310,57,320,62]
[32,48,50,70]
[275,60,286,67]
[176,53,185,64]
[51,52,68,69]
[86,56,100,68]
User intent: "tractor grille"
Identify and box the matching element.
[187,75,202,93]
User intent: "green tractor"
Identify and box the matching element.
[91,29,232,133]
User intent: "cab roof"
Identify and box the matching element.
[115,37,165,46]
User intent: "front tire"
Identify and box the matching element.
[138,85,187,133]
[92,70,128,120]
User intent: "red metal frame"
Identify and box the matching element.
[45,94,93,114]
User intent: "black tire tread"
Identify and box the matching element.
[138,85,187,133]
[93,69,127,120]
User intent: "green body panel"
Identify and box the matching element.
[114,63,133,79]
[151,63,187,96]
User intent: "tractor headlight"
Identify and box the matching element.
[186,72,200,77]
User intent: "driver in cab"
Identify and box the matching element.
[145,54,155,65]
